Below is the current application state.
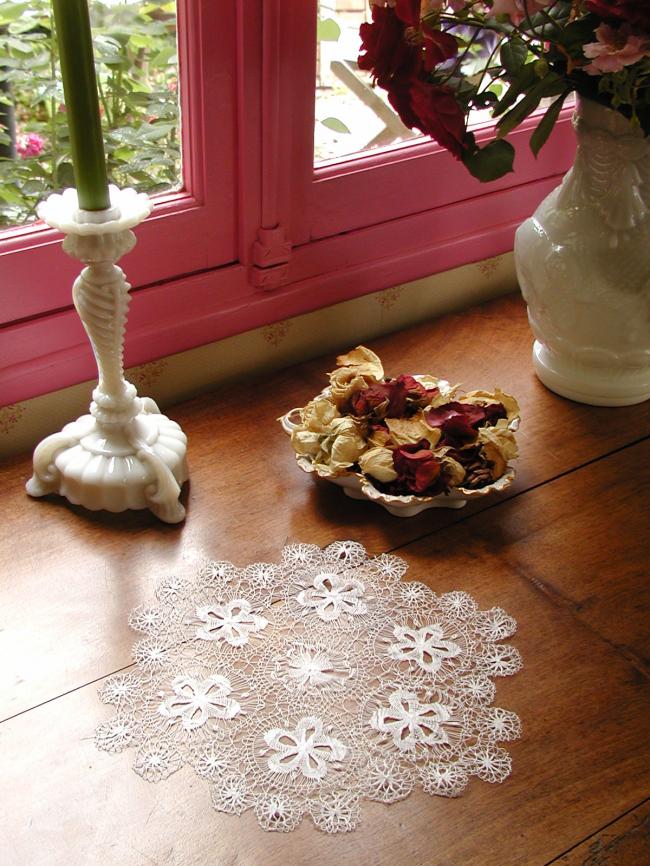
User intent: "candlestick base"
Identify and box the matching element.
[27,397,188,523]
[27,185,188,524]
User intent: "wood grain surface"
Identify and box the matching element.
[1,293,648,866]
[550,800,650,865]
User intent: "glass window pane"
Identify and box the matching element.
[0,0,181,228]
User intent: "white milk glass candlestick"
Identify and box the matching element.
[26,186,188,524]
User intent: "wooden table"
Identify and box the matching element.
[1,293,649,866]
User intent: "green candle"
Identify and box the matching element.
[52,0,110,211]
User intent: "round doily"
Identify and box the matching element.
[95,541,522,833]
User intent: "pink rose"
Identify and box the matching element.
[583,23,650,74]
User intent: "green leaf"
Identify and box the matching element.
[530,91,569,157]
[317,18,341,42]
[462,139,515,182]
[492,63,538,118]
[0,3,30,25]
[320,116,350,134]
[556,15,596,51]
[150,46,177,67]
[500,38,528,76]
[0,183,27,206]
[496,73,565,138]
[129,34,156,51]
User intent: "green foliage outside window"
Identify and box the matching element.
[0,0,181,227]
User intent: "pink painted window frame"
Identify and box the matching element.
[0,0,576,407]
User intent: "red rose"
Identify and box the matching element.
[358,5,419,89]
[395,0,422,27]
[393,440,442,494]
[358,5,466,159]
[409,80,467,158]
[586,0,650,31]
[385,72,423,130]
[422,23,459,71]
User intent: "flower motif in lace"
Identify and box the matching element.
[159,675,242,730]
[95,716,137,753]
[371,689,454,752]
[98,673,142,707]
[191,744,228,780]
[195,599,268,646]
[133,638,169,671]
[263,716,347,780]
[133,739,182,782]
[419,762,468,798]
[311,792,359,833]
[200,560,236,585]
[295,572,367,622]
[388,624,462,674]
[281,543,323,568]
[254,793,302,832]
[364,756,413,803]
[128,606,165,635]
[212,773,252,815]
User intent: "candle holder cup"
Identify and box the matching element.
[26,186,188,524]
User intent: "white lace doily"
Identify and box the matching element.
[95,541,522,833]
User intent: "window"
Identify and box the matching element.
[0,0,575,406]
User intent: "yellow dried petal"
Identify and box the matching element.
[330,416,365,436]
[477,426,518,479]
[359,446,398,483]
[335,345,384,380]
[328,367,375,407]
[301,396,339,433]
[417,376,458,405]
[329,431,367,470]
[368,426,391,447]
[387,416,441,448]
[291,429,324,458]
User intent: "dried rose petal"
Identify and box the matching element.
[481,402,508,425]
[349,383,391,416]
[425,403,479,448]
[393,440,442,494]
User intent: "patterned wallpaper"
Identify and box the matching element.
[1,253,517,458]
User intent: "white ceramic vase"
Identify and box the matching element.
[515,97,650,406]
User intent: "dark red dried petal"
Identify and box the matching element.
[440,414,478,448]
[481,402,507,425]
[393,440,442,494]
